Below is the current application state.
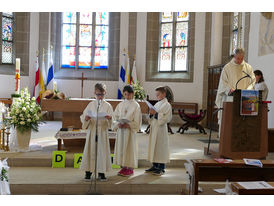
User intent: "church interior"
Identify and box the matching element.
[0,10,274,197]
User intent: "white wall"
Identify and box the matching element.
[0,75,29,97]
[210,12,223,66]
[136,12,206,108]
[28,12,40,96]
[248,12,274,128]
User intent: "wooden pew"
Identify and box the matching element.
[231,182,274,195]
[188,159,274,195]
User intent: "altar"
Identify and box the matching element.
[41,98,148,128]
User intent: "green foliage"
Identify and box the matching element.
[132,81,146,100]
[0,168,8,182]
[11,93,21,98]
[9,88,42,133]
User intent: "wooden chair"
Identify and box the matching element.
[177,109,207,134]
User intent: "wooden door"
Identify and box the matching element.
[206,64,224,131]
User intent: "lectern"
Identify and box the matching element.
[219,90,268,159]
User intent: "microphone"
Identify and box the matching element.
[242,70,251,79]
[235,71,252,90]
[98,99,102,106]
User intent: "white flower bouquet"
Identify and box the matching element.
[132,81,146,100]
[9,88,42,133]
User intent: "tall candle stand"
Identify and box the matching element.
[5,128,10,151]
[1,126,5,151]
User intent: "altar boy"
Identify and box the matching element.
[80,83,113,181]
[145,86,172,176]
[112,85,142,176]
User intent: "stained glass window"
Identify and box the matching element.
[161,12,173,22]
[61,12,109,69]
[1,12,14,64]
[176,22,188,46]
[231,12,242,54]
[159,12,189,72]
[161,23,173,47]
[159,48,172,71]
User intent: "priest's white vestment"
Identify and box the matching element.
[215,59,256,128]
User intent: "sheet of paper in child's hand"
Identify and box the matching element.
[117,118,130,124]
[144,100,158,112]
[87,111,107,119]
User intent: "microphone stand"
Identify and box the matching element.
[207,107,223,155]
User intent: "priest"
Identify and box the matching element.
[215,48,256,135]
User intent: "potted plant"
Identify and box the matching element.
[9,88,42,151]
[132,81,146,100]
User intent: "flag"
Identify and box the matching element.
[130,59,137,85]
[46,55,54,90]
[33,56,40,104]
[118,52,129,99]
[125,54,131,85]
[39,56,46,100]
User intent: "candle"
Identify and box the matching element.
[53,81,57,92]
[15,58,21,94]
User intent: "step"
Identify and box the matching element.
[8,167,225,195]
[5,157,189,168]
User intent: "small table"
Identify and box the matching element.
[55,130,117,152]
[231,182,274,195]
[55,130,88,150]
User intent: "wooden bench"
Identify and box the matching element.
[171,102,198,115]
[188,159,274,195]
[231,182,274,195]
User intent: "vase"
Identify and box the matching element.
[16,129,31,151]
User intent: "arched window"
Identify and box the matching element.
[61,12,109,69]
[159,12,189,72]
[231,12,243,54]
[1,12,15,64]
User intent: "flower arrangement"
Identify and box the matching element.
[9,88,42,133]
[132,81,146,100]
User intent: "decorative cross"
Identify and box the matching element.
[77,72,88,98]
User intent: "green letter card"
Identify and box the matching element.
[52,151,66,168]
[74,153,83,168]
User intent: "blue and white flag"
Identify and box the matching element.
[46,56,54,90]
[118,52,129,99]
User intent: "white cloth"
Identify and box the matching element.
[255,81,269,101]
[80,100,113,173]
[112,99,142,168]
[215,59,256,126]
[147,98,172,164]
